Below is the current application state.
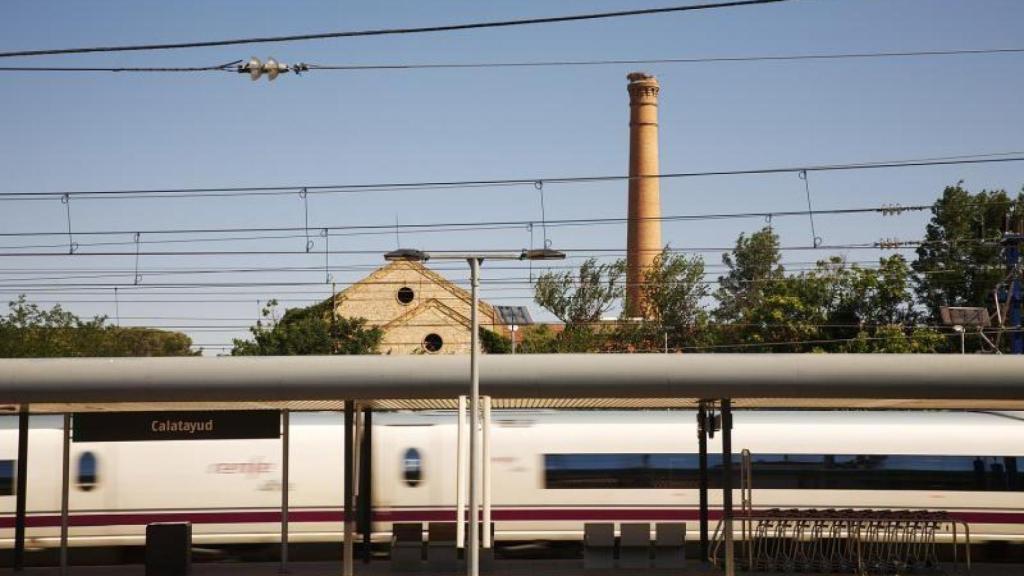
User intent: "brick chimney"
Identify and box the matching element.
[625,72,662,318]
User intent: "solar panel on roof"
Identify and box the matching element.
[495,305,533,325]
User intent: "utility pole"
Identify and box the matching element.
[1000,230,1024,354]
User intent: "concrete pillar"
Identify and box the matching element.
[625,72,662,317]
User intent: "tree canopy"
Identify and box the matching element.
[0,296,197,357]
[529,182,1022,354]
[231,299,383,356]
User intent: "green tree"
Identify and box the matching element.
[714,228,786,324]
[710,233,945,353]
[231,299,382,356]
[0,296,197,357]
[533,258,626,352]
[615,248,710,352]
[712,228,816,351]
[515,324,559,353]
[913,184,1024,321]
[806,256,945,353]
[478,326,512,354]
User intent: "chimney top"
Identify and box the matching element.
[627,72,656,83]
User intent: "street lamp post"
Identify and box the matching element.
[384,248,564,576]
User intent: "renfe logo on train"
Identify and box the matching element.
[72,410,280,442]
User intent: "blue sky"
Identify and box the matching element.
[1,0,1023,352]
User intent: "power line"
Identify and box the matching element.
[1,153,1021,201]
[0,0,786,59]
[3,46,1022,73]
[0,243,926,259]
[302,47,1024,72]
[0,203,927,240]
[0,60,241,73]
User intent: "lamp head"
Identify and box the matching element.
[521,248,566,261]
[384,248,429,262]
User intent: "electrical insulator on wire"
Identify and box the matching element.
[238,57,307,81]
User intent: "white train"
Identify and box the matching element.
[1,410,1022,549]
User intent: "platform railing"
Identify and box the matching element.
[710,509,971,575]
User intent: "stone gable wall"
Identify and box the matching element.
[333,262,508,355]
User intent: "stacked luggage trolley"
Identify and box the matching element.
[711,509,972,575]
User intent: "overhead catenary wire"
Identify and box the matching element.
[0,202,929,240]
[1,153,1022,201]
[302,47,1024,72]
[0,0,787,59]
[3,47,1023,73]
[0,60,242,73]
[0,243,926,259]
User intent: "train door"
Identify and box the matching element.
[374,420,447,524]
[70,443,118,542]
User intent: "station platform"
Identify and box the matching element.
[1,561,1022,576]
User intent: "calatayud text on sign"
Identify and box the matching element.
[72,410,280,442]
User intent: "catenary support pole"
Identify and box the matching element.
[482,396,492,549]
[351,407,362,547]
[359,407,373,564]
[344,402,354,576]
[468,257,481,576]
[456,395,467,549]
[280,410,290,573]
[697,403,709,562]
[13,408,29,572]
[60,413,70,576]
[721,399,735,576]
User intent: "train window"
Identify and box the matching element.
[77,451,98,492]
[0,460,13,496]
[544,453,1024,492]
[403,448,423,487]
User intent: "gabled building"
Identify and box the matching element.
[332,260,509,355]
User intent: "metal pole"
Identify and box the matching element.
[14,408,28,572]
[1005,235,1023,354]
[510,326,516,355]
[60,414,70,576]
[697,403,709,563]
[468,257,481,576]
[456,395,467,549]
[280,410,290,573]
[482,396,492,549]
[721,399,734,576]
[344,402,354,576]
[359,408,373,564]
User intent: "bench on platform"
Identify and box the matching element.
[391,523,423,572]
[583,523,615,570]
[654,522,687,568]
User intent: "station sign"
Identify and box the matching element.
[72,410,281,442]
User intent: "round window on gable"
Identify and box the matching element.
[396,286,415,304]
[77,451,98,492]
[422,333,443,353]
[403,448,423,487]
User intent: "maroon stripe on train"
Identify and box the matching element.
[2,509,1023,529]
